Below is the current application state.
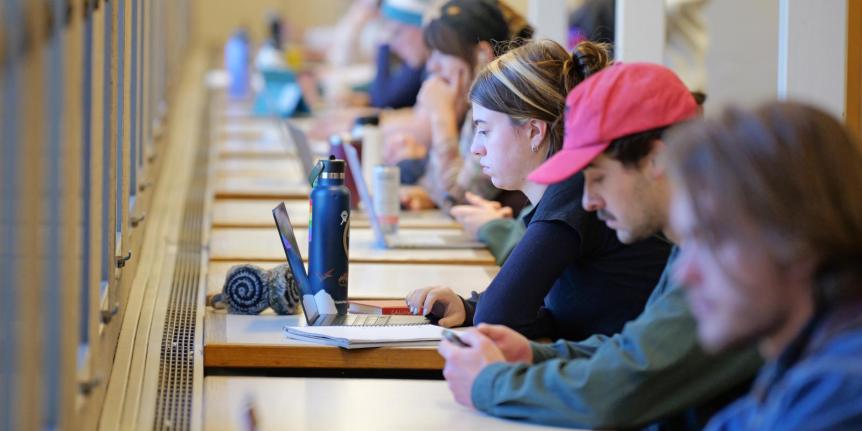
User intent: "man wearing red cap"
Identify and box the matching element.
[438,63,762,429]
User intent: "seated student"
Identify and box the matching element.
[370,0,432,109]
[496,0,535,40]
[436,63,762,430]
[399,0,530,211]
[406,40,672,341]
[449,191,519,264]
[665,102,862,430]
[450,90,706,266]
[325,0,381,68]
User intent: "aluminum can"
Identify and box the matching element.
[372,165,400,235]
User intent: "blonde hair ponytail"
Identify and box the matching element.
[470,39,612,157]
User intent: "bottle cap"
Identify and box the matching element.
[309,156,346,185]
[321,156,345,174]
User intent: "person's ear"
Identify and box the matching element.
[526,119,548,154]
[475,41,494,66]
[647,139,668,179]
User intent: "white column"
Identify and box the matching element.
[777,0,848,119]
[528,0,568,47]
[614,0,665,63]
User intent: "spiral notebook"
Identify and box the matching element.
[283,324,444,349]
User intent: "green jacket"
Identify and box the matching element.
[471,247,763,430]
[477,205,531,266]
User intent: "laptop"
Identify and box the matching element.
[253,69,310,117]
[272,202,431,326]
[342,142,485,249]
[277,119,317,178]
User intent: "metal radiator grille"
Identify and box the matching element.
[152,103,209,431]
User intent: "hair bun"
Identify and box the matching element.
[570,41,612,84]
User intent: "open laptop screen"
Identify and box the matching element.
[272,202,319,324]
[281,120,316,178]
[342,141,387,246]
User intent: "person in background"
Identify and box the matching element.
[496,0,535,41]
[399,0,531,211]
[449,191,519,264]
[304,1,434,149]
[370,0,432,109]
[326,0,383,68]
[436,62,761,430]
[568,0,615,48]
[665,102,862,430]
[406,40,671,341]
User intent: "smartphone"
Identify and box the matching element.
[441,329,470,347]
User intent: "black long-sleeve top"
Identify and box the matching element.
[463,173,672,340]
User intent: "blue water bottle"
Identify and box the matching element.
[225,29,250,99]
[308,156,351,315]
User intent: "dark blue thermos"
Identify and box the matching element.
[308,156,350,315]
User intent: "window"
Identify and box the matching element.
[129,0,139,211]
[43,0,66,425]
[100,0,113,311]
[0,2,23,427]
[115,0,126,265]
[80,0,95,366]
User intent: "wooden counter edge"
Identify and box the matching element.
[203,343,444,370]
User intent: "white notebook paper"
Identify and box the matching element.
[283,324,444,349]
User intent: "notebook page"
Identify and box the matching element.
[284,324,443,346]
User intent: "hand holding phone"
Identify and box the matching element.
[441,329,470,347]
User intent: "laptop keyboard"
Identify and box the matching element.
[317,314,429,326]
[348,315,393,326]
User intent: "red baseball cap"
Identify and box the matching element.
[528,62,698,184]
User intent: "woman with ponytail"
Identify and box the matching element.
[406,39,672,340]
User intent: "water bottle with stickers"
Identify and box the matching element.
[308,156,351,315]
